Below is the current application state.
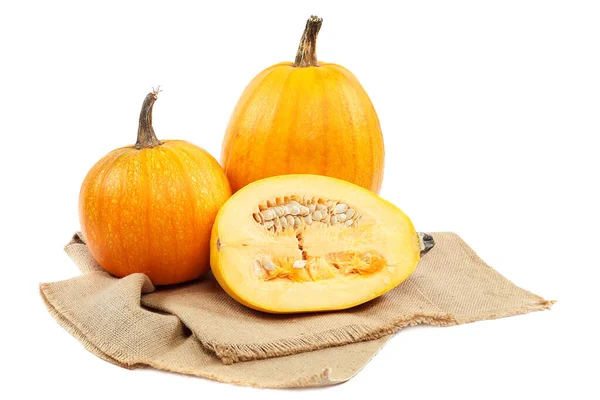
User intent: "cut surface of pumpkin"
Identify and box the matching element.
[210,175,421,313]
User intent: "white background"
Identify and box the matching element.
[2,0,598,398]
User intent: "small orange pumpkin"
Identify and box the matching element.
[221,16,385,194]
[79,90,232,285]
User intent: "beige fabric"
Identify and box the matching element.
[40,232,553,388]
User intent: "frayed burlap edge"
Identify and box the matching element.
[207,314,457,364]
[204,299,553,365]
[40,282,140,370]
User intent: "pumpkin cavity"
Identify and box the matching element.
[247,195,387,283]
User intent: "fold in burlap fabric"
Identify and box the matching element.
[40,232,553,388]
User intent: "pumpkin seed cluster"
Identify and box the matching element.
[252,196,362,233]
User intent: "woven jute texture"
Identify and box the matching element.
[40,232,553,388]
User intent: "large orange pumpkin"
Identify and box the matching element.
[79,90,232,285]
[221,16,385,194]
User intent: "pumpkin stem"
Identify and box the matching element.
[135,87,162,149]
[293,15,323,68]
[418,232,435,255]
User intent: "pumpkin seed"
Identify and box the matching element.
[337,213,347,222]
[304,215,313,225]
[261,209,276,220]
[334,203,348,214]
[312,211,323,221]
[287,215,295,227]
[345,219,353,227]
[264,220,274,229]
[262,258,276,271]
[287,205,300,215]
[346,208,355,219]
[280,216,288,229]
[293,260,307,269]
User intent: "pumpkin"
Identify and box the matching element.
[79,90,232,285]
[221,16,385,194]
[210,174,425,313]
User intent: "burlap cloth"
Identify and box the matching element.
[40,232,554,388]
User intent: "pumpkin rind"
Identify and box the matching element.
[221,17,384,194]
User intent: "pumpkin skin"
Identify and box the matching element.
[221,16,384,194]
[79,92,232,285]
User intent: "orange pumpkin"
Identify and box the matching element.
[79,90,232,285]
[221,16,385,194]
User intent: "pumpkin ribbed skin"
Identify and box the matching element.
[221,18,384,194]
[79,91,232,285]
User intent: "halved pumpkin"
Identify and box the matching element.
[210,174,421,313]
